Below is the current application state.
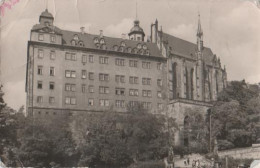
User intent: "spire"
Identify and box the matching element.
[135,0,138,20]
[197,13,203,38]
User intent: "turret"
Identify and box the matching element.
[151,19,158,43]
[39,9,54,26]
[128,19,145,41]
[197,14,203,52]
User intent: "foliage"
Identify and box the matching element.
[71,106,171,167]
[212,80,260,149]
[219,157,253,168]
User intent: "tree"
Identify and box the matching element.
[70,106,169,167]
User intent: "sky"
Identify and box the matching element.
[1,0,260,110]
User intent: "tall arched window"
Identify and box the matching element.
[215,70,219,93]
[184,116,190,146]
[190,68,194,100]
[185,67,189,99]
[172,63,178,99]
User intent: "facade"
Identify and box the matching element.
[26,10,227,144]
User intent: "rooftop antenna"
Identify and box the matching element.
[135,0,138,20]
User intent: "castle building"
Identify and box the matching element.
[26,10,227,145]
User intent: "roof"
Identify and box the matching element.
[31,24,62,35]
[129,20,145,36]
[40,9,54,19]
[60,30,162,57]
[160,31,215,65]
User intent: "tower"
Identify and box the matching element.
[197,13,203,52]
[39,9,54,26]
[128,19,145,41]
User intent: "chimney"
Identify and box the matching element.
[100,30,103,38]
[121,33,126,39]
[80,27,85,34]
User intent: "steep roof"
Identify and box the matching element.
[40,9,54,19]
[60,30,162,58]
[160,31,215,65]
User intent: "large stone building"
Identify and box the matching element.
[26,10,227,145]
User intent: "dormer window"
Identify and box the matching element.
[96,43,100,48]
[73,34,79,41]
[101,44,107,50]
[127,47,132,53]
[113,45,118,51]
[121,41,126,47]
[50,35,56,43]
[146,50,150,55]
[133,48,138,54]
[38,34,44,41]
[45,21,50,26]
[137,43,142,49]
[71,40,76,46]
[142,45,147,50]
[78,41,84,47]
[119,46,124,52]
[100,38,105,44]
[94,38,99,44]
[139,49,144,55]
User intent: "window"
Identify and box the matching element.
[38,49,44,58]
[116,100,125,108]
[99,99,109,107]
[38,34,44,41]
[157,79,162,87]
[94,38,99,44]
[142,78,151,85]
[89,55,94,63]
[99,86,109,94]
[142,62,151,69]
[88,99,94,106]
[79,41,84,47]
[115,75,125,83]
[113,45,118,51]
[50,67,55,76]
[129,76,138,84]
[158,103,163,110]
[65,53,77,61]
[71,40,76,46]
[65,97,76,105]
[157,63,162,70]
[143,45,147,50]
[71,53,76,61]
[129,60,138,67]
[129,89,138,96]
[89,85,94,93]
[37,81,43,89]
[65,70,76,78]
[100,38,105,44]
[89,72,94,80]
[50,35,56,42]
[50,51,55,60]
[49,82,55,90]
[137,43,142,49]
[82,55,87,63]
[115,88,125,95]
[121,41,126,47]
[115,58,125,66]
[99,73,109,81]
[37,96,43,103]
[49,97,55,104]
[142,90,152,97]
[82,70,87,79]
[137,37,141,41]
[65,84,76,92]
[142,102,152,109]
[73,34,79,40]
[146,50,150,55]
[82,84,86,93]
[129,101,138,107]
[99,56,108,64]
[37,66,43,75]
[157,91,162,98]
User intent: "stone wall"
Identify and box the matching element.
[218,146,260,159]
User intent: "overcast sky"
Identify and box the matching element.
[1,0,260,110]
